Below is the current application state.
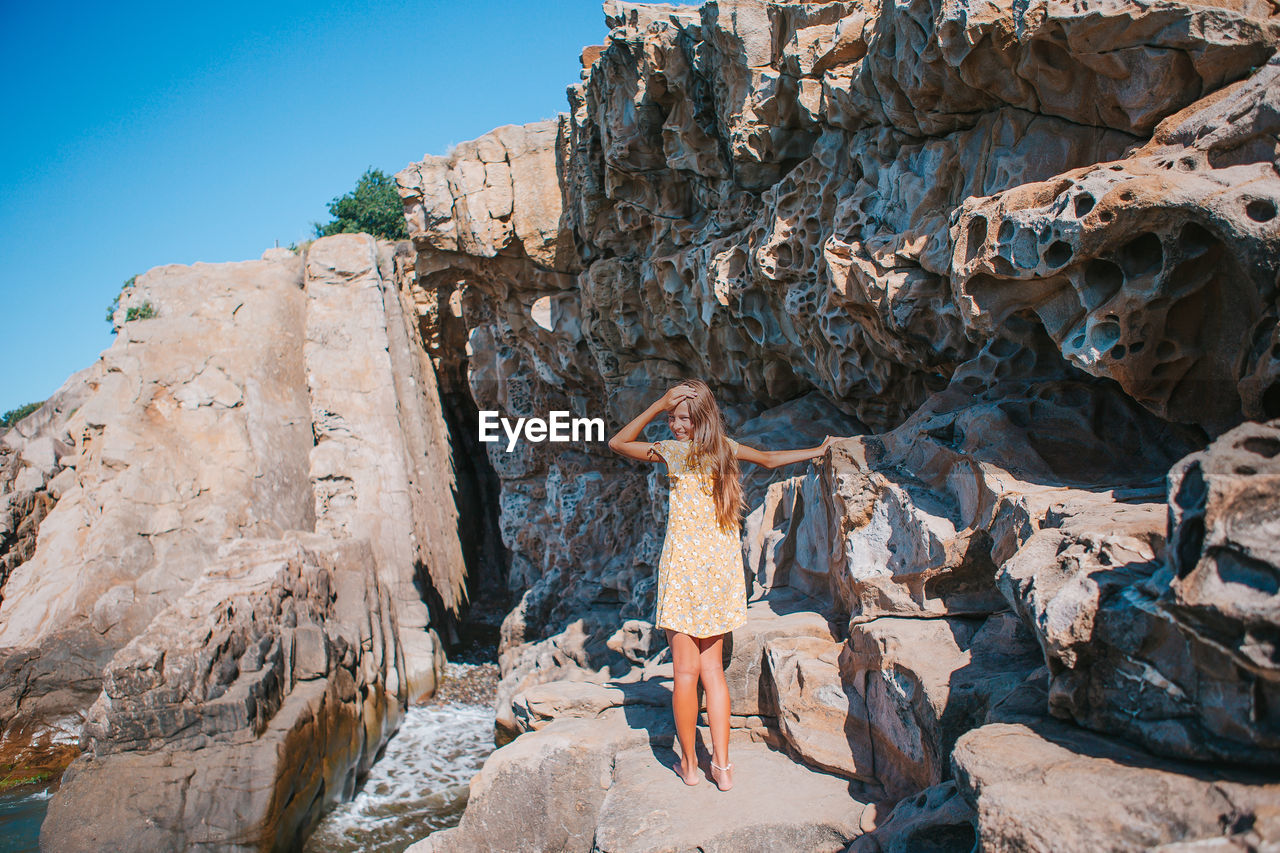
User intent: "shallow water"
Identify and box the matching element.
[0,664,497,853]
[0,714,82,853]
[0,788,50,853]
[304,663,498,853]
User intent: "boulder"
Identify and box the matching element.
[846,781,978,853]
[996,419,1280,765]
[952,719,1280,852]
[408,707,869,853]
[40,535,407,852]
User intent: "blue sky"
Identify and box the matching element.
[0,0,626,415]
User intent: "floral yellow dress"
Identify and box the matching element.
[650,438,747,638]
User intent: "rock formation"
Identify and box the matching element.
[1,0,1277,849]
[391,0,1280,850]
[0,234,467,849]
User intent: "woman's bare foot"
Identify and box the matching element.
[710,759,733,791]
[674,755,700,786]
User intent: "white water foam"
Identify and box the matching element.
[303,699,496,853]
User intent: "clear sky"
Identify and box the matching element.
[0,0,624,415]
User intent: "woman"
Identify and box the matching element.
[608,379,834,790]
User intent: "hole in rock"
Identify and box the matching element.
[1081,259,1124,310]
[1074,194,1095,217]
[965,217,988,262]
[1116,233,1163,279]
[1129,340,1145,353]
[1214,550,1280,595]
[998,221,1015,242]
[1264,383,1280,420]
[988,336,1019,358]
[1237,465,1257,475]
[1241,436,1280,458]
[775,242,794,269]
[1044,241,1073,268]
[1092,320,1122,351]
[1178,221,1215,258]
[1175,516,1205,578]
[1246,198,1277,222]
[1099,210,1114,223]
[1111,344,1127,359]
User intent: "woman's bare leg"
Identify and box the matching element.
[696,633,732,790]
[666,628,701,785]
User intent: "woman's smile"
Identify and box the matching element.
[668,400,693,439]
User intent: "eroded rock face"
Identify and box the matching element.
[999,418,1280,765]
[393,0,1278,849]
[41,535,404,852]
[953,55,1280,434]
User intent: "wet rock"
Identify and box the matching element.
[40,535,407,852]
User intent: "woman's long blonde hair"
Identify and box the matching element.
[668,378,744,532]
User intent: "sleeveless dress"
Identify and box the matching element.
[651,438,747,638]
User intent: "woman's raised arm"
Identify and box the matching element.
[607,384,697,462]
[734,435,837,469]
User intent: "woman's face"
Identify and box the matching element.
[668,399,693,440]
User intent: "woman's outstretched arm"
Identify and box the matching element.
[607,384,696,462]
[735,435,838,469]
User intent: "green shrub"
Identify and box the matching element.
[313,168,408,241]
[1,401,43,430]
[0,768,52,793]
[106,275,140,330]
[124,301,156,322]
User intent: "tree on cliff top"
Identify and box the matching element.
[313,167,408,241]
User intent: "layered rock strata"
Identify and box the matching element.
[0,234,466,848]
[41,535,404,851]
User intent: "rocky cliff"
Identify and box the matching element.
[395,0,1280,850]
[1,0,1277,849]
[0,235,468,849]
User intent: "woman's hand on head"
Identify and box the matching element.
[660,384,698,411]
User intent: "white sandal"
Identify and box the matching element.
[710,760,734,791]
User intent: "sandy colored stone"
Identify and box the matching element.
[952,720,1280,852]
[40,534,406,852]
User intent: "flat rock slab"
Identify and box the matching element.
[953,721,1280,852]
[592,739,865,853]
